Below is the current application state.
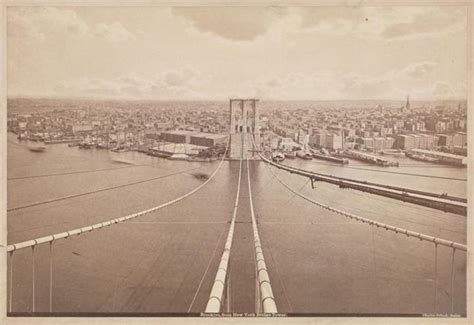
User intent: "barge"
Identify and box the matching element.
[340,150,399,167]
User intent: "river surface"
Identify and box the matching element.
[6,132,467,315]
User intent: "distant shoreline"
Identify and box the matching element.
[6,97,466,114]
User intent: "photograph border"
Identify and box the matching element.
[0,0,472,324]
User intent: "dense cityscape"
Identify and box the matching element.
[7,96,467,166]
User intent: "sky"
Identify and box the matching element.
[7,6,468,101]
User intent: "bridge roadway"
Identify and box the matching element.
[6,140,467,315]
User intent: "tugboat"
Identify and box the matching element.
[28,146,46,152]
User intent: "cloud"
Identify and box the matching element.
[403,61,437,78]
[298,7,465,41]
[380,7,465,40]
[8,7,466,100]
[94,22,135,43]
[55,68,205,99]
[8,7,89,41]
[163,68,200,88]
[164,72,185,87]
[341,75,393,99]
[230,71,343,100]
[299,7,364,30]
[8,7,135,43]
[172,7,287,42]
[432,82,455,99]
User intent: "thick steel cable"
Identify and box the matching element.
[307,159,467,181]
[279,178,311,210]
[8,252,14,313]
[316,181,467,230]
[49,242,53,313]
[226,263,231,312]
[247,152,278,314]
[434,244,438,313]
[7,137,229,253]
[450,248,456,314]
[334,165,467,181]
[264,156,466,204]
[254,229,260,314]
[205,136,243,313]
[252,137,467,252]
[7,166,202,212]
[7,163,159,180]
[264,161,466,251]
[32,246,35,312]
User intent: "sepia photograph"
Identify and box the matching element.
[1,0,472,321]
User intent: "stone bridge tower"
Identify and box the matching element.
[229,98,261,160]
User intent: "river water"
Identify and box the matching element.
[6,132,467,315]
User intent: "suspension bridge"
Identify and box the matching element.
[5,100,468,316]
[6,130,467,315]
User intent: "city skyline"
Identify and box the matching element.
[7,6,468,101]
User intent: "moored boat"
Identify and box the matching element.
[111,145,128,152]
[272,152,285,162]
[296,150,312,160]
[342,149,398,167]
[78,142,93,149]
[95,142,109,149]
[405,151,439,163]
[311,151,349,164]
[168,153,190,161]
[147,148,172,158]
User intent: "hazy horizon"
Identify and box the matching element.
[7,96,467,103]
